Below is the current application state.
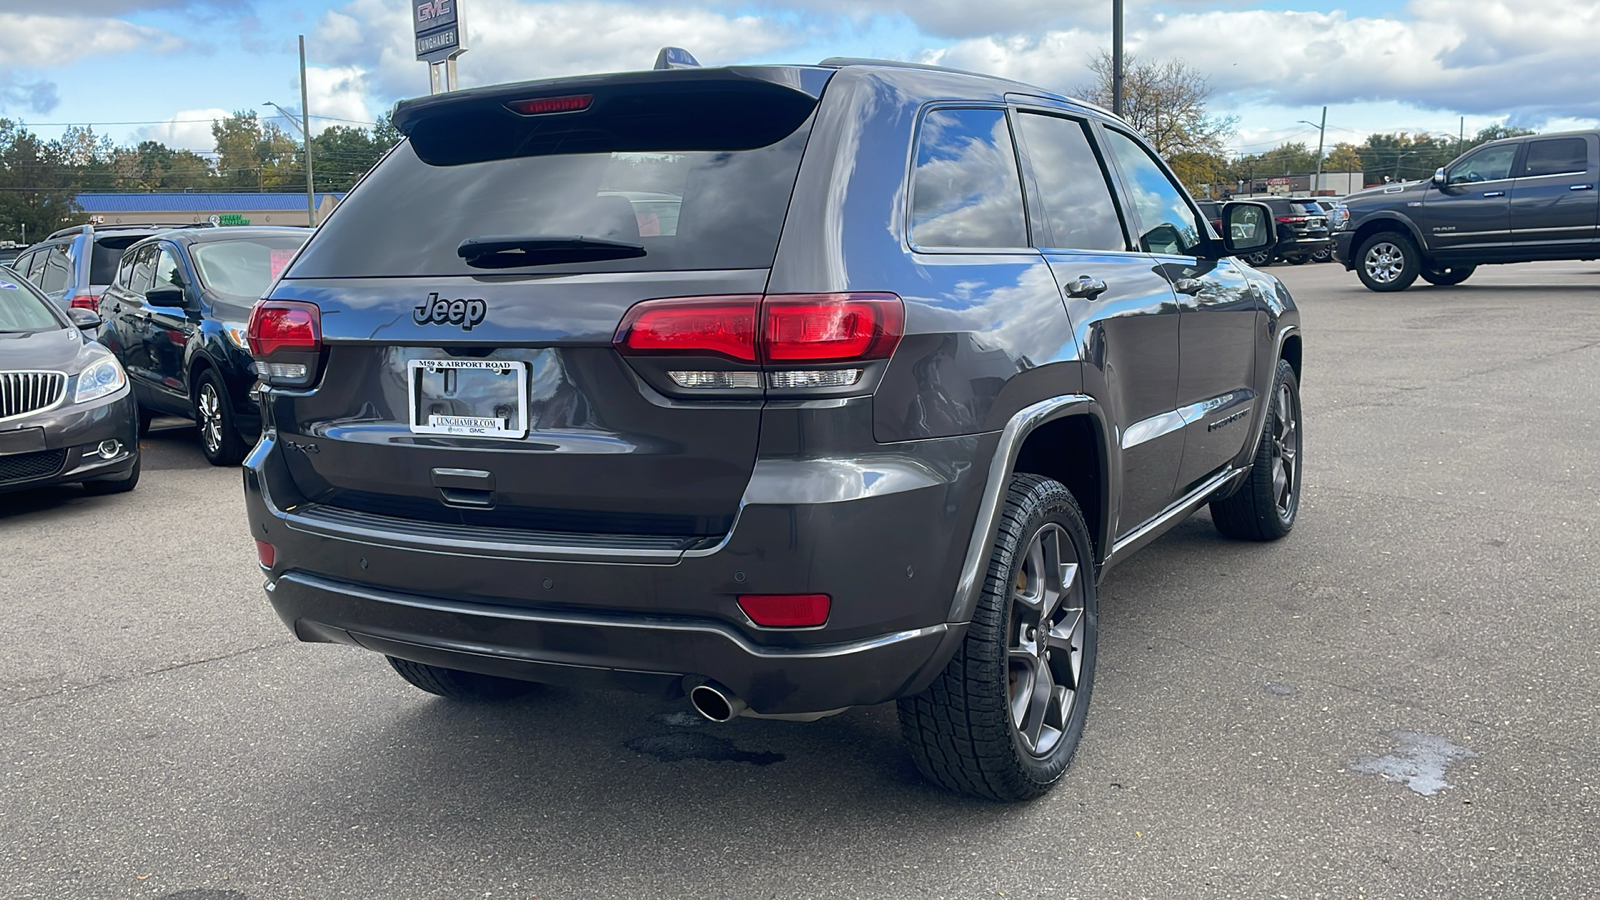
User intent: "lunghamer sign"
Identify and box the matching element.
[413,0,462,62]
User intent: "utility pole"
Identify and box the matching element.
[1312,106,1326,194]
[299,35,315,227]
[1111,0,1124,117]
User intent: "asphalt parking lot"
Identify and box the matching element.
[2,259,1596,899]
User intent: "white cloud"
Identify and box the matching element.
[314,0,802,103]
[930,3,1600,126]
[136,108,231,153]
[0,13,181,67]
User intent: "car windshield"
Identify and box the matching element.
[0,268,64,332]
[190,234,310,301]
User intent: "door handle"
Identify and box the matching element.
[1065,275,1108,299]
[1173,278,1205,296]
[1483,191,1505,197]
[1571,184,1594,191]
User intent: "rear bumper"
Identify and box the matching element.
[267,570,961,713]
[244,429,989,714]
[1278,236,1332,257]
[0,388,138,494]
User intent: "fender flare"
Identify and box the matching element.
[945,394,1113,624]
[1352,213,1429,255]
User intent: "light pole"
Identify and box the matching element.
[262,36,316,226]
[1112,0,1124,117]
[1298,106,1327,194]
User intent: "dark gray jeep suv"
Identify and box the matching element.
[243,60,1301,800]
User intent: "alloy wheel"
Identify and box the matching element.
[1271,380,1299,520]
[1006,523,1087,758]
[1363,241,1405,284]
[198,382,223,454]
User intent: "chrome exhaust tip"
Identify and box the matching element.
[688,683,747,723]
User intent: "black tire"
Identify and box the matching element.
[1287,254,1310,265]
[137,405,153,437]
[1244,250,1274,267]
[387,657,535,701]
[82,453,140,495]
[1311,248,1332,263]
[1355,231,1420,292]
[898,474,1098,801]
[194,368,246,466]
[1420,265,1475,286]
[1211,359,1301,541]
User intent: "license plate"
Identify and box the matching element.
[408,359,529,439]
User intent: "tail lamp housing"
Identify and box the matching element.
[247,300,323,388]
[613,293,902,396]
[69,294,99,312]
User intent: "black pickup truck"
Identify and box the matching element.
[1334,130,1599,291]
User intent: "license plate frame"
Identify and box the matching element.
[407,358,529,439]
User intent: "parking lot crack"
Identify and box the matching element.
[0,639,295,709]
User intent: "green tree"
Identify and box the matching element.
[211,112,300,190]
[0,119,78,242]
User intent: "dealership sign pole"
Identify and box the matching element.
[414,0,467,94]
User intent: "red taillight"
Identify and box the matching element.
[69,294,97,311]
[614,295,760,362]
[255,540,275,568]
[507,94,593,116]
[247,300,322,357]
[762,293,903,362]
[1276,216,1307,223]
[613,293,903,365]
[738,593,831,628]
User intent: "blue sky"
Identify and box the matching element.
[3,0,1597,159]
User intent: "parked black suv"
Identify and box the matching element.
[12,224,213,313]
[1239,197,1331,266]
[243,60,1302,801]
[1335,130,1600,291]
[99,227,310,464]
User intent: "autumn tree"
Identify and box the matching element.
[1076,51,1236,193]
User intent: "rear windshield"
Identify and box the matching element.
[191,234,309,301]
[290,115,816,278]
[1290,201,1323,215]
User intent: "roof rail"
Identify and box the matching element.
[818,57,966,74]
[45,221,220,241]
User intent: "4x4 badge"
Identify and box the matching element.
[414,293,487,331]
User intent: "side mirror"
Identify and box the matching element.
[146,285,190,310]
[67,307,101,331]
[1433,167,1447,186]
[1219,201,1276,257]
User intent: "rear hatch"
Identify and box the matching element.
[262,67,829,542]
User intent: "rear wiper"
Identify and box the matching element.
[456,234,646,269]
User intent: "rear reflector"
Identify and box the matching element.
[247,300,322,357]
[507,94,593,116]
[615,296,761,362]
[69,294,98,311]
[255,540,275,568]
[767,369,861,389]
[763,294,902,362]
[738,593,831,628]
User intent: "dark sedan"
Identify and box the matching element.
[98,227,310,465]
[0,266,139,495]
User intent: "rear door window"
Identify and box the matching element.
[1015,111,1127,252]
[1521,137,1589,177]
[126,245,158,295]
[909,107,1029,250]
[290,105,816,278]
